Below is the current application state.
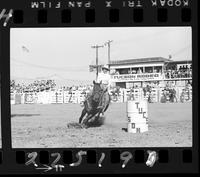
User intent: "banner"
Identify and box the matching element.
[111,73,164,82]
[89,65,103,72]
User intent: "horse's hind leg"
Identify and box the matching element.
[79,108,87,124]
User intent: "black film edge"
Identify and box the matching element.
[0,0,198,174]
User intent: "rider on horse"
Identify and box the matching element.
[96,65,111,109]
[97,65,111,91]
[85,64,111,107]
[79,65,111,126]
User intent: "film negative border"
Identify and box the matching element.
[0,0,199,174]
[0,148,197,174]
[0,0,195,27]
[0,7,193,26]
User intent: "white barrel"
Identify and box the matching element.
[127,113,148,124]
[126,100,148,113]
[128,123,148,133]
[127,110,148,118]
[126,100,148,133]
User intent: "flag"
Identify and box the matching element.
[22,46,30,53]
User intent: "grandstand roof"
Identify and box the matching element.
[109,57,172,66]
[167,60,192,64]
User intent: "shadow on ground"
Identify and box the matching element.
[87,116,106,127]
[67,116,106,129]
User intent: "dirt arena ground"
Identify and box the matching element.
[11,102,192,148]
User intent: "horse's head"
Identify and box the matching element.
[92,80,103,102]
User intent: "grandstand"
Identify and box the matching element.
[10,57,192,105]
[109,57,192,88]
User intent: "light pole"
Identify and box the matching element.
[91,45,104,80]
[104,40,113,67]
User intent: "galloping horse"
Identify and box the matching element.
[79,80,111,127]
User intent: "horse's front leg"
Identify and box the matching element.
[79,108,87,124]
[97,105,106,118]
[82,111,98,128]
[97,109,103,118]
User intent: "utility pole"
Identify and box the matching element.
[104,40,113,67]
[91,45,104,81]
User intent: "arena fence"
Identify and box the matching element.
[10,87,192,105]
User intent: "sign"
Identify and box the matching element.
[111,73,164,82]
[89,65,103,72]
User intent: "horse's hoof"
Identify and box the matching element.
[82,124,88,129]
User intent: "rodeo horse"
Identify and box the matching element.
[79,80,111,128]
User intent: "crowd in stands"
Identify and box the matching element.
[11,78,192,94]
[11,69,192,103]
[59,85,93,93]
[10,78,192,104]
[111,68,145,75]
[10,79,56,93]
[10,79,93,94]
[164,64,192,79]
[165,66,192,79]
[110,65,192,79]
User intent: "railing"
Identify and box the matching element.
[10,87,192,105]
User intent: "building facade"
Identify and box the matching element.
[109,57,192,89]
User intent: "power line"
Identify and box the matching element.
[11,58,88,72]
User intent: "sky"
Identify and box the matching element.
[10,27,192,86]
